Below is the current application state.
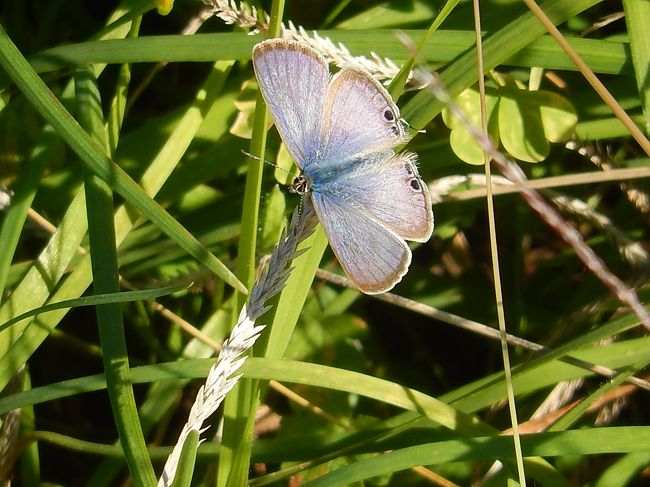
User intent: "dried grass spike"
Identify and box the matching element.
[157,200,318,486]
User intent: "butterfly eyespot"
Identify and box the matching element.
[404,163,414,175]
[409,179,421,191]
[383,109,395,122]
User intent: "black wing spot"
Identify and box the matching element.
[409,179,421,191]
[383,108,395,121]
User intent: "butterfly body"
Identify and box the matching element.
[253,39,433,294]
[303,156,364,193]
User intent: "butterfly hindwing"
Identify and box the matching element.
[252,39,329,167]
[327,151,433,242]
[310,192,411,294]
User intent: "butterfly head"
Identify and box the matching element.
[289,174,311,195]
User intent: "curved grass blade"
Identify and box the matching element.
[622,0,650,134]
[0,282,189,332]
[3,337,647,418]
[6,29,632,88]
[302,428,650,487]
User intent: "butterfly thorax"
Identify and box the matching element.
[290,162,352,196]
[301,157,363,191]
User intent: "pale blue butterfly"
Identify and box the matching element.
[252,39,433,294]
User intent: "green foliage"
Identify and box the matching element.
[443,78,577,164]
[0,0,649,486]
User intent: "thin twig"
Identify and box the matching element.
[520,0,650,156]
[471,0,525,482]
[430,174,650,270]
[408,62,650,333]
[315,269,650,392]
[431,167,650,202]
[566,140,650,223]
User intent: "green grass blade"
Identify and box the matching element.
[575,114,647,139]
[92,0,154,41]
[0,0,145,319]
[593,451,650,487]
[171,430,199,487]
[0,283,188,332]
[0,24,245,294]
[88,306,233,486]
[548,356,650,432]
[263,228,329,360]
[447,336,650,414]
[389,0,462,99]
[0,58,236,393]
[302,428,650,487]
[75,67,155,485]
[8,30,633,84]
[0,126,53,300]
[1,357,487,437]
[216,64,266,487]
[622,0,650,134]
[16,371,41,485]
[4,334,647,423]
[106,16,141,155]
[0,188,89,364]
[442,312,640,409]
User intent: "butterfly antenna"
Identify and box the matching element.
[241,149,298,177]
[241,149,272,167]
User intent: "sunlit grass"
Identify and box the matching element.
[0,1,648,486]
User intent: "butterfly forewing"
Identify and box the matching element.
[311,192,411,294]
[320,68,408,163]
[252,39,329,167]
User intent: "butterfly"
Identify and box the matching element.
[252,39,433,294]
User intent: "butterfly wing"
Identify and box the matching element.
[254,40,433,294]
[252,39,329,168]
[319,68,408,163]
[331,151,434,242]
[311,191,412,294]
